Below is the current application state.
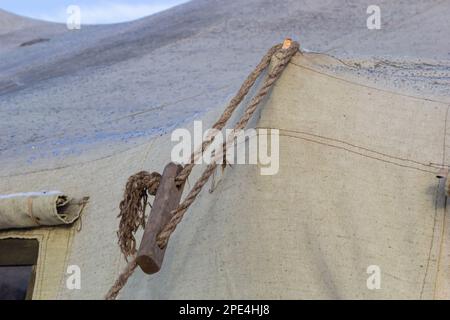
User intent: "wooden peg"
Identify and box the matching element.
[136,162,185,274]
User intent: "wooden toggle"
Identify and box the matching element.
[136,162,186,274]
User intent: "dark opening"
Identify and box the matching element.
[0,239,39,300]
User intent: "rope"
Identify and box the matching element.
[105,257,138,300]
[106,40,299,299]
[157,41,299,248]
[174,43,285,186]
[117,171,161,259]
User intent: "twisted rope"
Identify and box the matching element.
[106,40,299,299]
[174,43,285,187]
[157,41,299,248]
[105,257,138,300]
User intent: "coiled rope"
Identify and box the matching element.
[105,40,299,300]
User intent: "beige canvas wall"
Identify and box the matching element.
[1,52,448,299]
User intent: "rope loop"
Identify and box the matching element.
[157,41,299,248]
[107,40,299,299]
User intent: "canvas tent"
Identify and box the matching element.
[0,52,448,299]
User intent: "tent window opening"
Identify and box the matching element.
[0,239,39,300]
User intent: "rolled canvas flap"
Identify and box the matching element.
[0,191,88,230]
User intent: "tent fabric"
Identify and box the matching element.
[0,191,87,230]
[0,52,448,299]
[121,53,449,300]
